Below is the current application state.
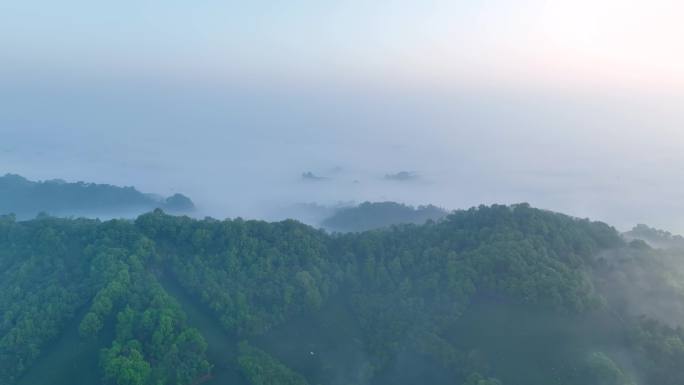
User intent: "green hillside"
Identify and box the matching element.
[1,204,683,385]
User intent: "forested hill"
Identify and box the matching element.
[623,224,684,250]
[2,204,683,385]
[321,201,448,232]
[0,173,195,219]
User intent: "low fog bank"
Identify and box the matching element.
[2,76,684,232]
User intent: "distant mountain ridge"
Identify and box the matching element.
[0,173,195,219]
[321,201,448,232]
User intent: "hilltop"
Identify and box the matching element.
[0,173,195,219]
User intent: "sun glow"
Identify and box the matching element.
[534,0,684,87]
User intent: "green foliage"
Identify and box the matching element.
[584,352,635,385]
[0,216,103,383]
[102,341,151,385]
[626,317,684,385]
[2,203,684,385]
[98,255,212,385]
[237,342,308,385]
[136,211,335,335]
[0,216,210,385]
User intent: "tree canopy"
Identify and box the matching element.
[1,204,683,385]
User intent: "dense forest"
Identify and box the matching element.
[0,174,195,220]
[1,204,684,385]
[321,201,447,232]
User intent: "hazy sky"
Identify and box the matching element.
[1,1,683,231]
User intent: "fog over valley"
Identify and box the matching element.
[2,75,683,231]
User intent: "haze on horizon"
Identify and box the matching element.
[1,1,683,232]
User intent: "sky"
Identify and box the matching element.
[1,1,683,231]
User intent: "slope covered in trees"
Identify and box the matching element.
[0,174,195,220]
[1,204,683,385]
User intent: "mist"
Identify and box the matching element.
[2,71,683,232]
[3,1,684,232]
